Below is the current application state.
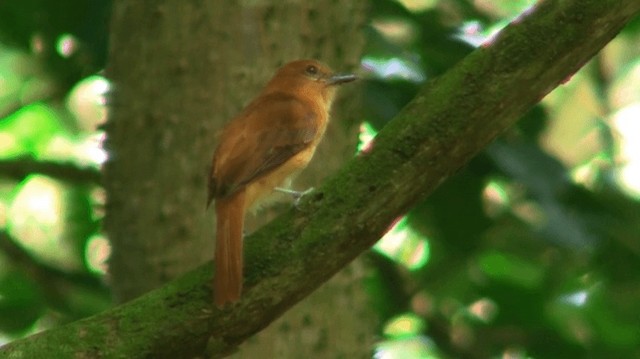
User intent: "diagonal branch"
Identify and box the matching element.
[2,0,639,357]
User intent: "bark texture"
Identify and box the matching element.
[105,1,223,301]
[105,0,373,357]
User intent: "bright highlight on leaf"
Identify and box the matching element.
[467,298,498,323]
[383,312,426,338]
[378,307,440,358]
[0,103,64,157]
[371,18,417,46]
[374,217,430,270]
[357,121,378,154]
[7,175,89,272]
[454,21,487,47]
[394,0,438,13]
[67,75,110,132]
[85,234,110,275]
[570,152,611,189]
[560,290,589,307]
[374,336,441,359]
[481,179,511,217]
[56,33,77,58]
[362,56,425,82]
[613,103,640,198]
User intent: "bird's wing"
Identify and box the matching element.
[208,93,318,203]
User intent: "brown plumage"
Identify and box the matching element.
[208,59,356,307]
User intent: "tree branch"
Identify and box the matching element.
[2,0,639,357]
[0,231,109,317]
[0,157,102,184]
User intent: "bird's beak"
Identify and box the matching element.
[326,73,357,85]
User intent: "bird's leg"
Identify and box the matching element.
[275,187,315,207]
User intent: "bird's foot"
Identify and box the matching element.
[275,187,315,207]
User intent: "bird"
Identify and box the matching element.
[207,59,356,307]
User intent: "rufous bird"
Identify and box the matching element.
[207,59,356,307]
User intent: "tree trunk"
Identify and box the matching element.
[105,0,373,356]
[105,1,222,302]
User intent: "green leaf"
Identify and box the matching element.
[0,271,44,334]
[0,103,65,157]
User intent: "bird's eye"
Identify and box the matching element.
[305,65,318,75]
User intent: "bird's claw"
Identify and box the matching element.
[275,187,315,208]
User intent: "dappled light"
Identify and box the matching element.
[56,33,78,58]
[481,179,511,217]
[560,289,589,307]
[374,217,430,270]
[362,1,640,355]
[85,234,110,275]
[66,75,110,132]
[467,297,498,323]
[395,0,439,13]
[453,21,486,47]
[357,121,377,154]
[613,103,640,197]
[362,57,425,82]
[0,0,639,357]
[374,336,440,359]
[8,175,86,272]
[0,3,110,338]
[383,312,426,338]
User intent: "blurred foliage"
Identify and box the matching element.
[0,0,109,90]
[0,0,639,357]
[366,1,640,358]
[0,0,110,343]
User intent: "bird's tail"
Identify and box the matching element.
[214,191,245,307]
